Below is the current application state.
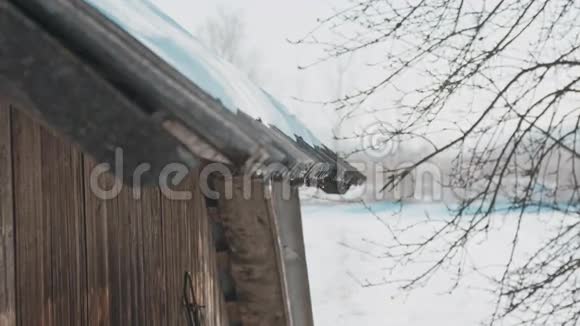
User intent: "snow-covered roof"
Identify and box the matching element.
[84,0,321,147]
[2,0,365,193]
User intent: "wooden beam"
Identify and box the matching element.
[269,182,315,326]
[216,177,287,326]
[193,178,231,326]
[0,100,15,325]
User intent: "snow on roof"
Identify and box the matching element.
[83,0,321,147]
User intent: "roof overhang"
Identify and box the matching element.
[0,0,365,194]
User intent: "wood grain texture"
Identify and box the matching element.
[160,174,196,326]
[84,165,228,326]
[0,102,15,326]
[140,187,166,326]
[195,181,230,326]
[40,121,87,326]
[270,182,315,326]
[84,162,163,326]
[84,158,112,326]
[217,177,287,326]
[159,171,229,326]
[12,109,51,326]
[6,107,228,325]
[11,109,88,326]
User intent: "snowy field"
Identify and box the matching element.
[302,202,565,326]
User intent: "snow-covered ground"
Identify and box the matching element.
[302,202,563,326]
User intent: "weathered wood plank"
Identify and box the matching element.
[140,187,166,326]
[195,174,230,326]
[0,102,15,326]
[116,188,132,326]
[208,207,233,326]
[194,182,223,326]
[84,159,112,326]
[12,109,47,326]
[269,182,315,326]
[84,164,229,326]
[159,170,230,326]
[121,181,158,326]
[216,177,287,326]
[40,123,87,326]
[85,160,170,326]
[192,181,206,324]
[11,109,88,326]
[160,173,197,326]
[6,107,229,326]
[84,160,142,326]
[71,141,89,326]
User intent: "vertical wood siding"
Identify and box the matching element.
[40,116,87,326]
[0,107,228,326]
[12,108,46,326]
[0,103,15,325]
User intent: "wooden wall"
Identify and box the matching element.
[0,104,228,325]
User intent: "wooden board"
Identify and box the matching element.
[217,177,287,326]
[84,164,228,326]
[140,186,166,326]
[84,158,112,326]
[11,109,87,326]
[0,102,15,325]
[84,161,166,326]
[160,174,197,326]
[194,180,230,326]
[5,106,228,325]
[40,120,87,326]
[159,171,229,326]
[12,108,47,326]
[269,182,314,326]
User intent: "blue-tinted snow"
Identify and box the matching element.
[302,202,563,325]
[83,0,321,147]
